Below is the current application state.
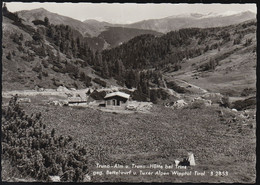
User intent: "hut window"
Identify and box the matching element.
[117,100,120,106]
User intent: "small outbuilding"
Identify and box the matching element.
[68,97,87,106]
[104,91,130,108]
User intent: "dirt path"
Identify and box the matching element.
[2,88,90,99]
[162,74,207,96]
[162,76,167,88]
[161,76,181,98]
[175,79,208,94]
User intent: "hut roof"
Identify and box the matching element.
[104,91,130,99]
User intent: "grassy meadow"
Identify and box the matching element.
[17,97,256,183]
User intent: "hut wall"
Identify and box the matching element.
[105,95,128,108]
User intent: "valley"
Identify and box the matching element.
[1,3,257,183]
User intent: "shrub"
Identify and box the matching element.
[6,52,12,60]
[190,100,206,109]
[64,63,79,78]
[42,71,49,77]
[89,90,106,100]
[149,89,158,103]
[32,19,46,26]
[19,33,24,41]
[155,88,169,100]
[41,60,49,68]
[17,45,25,52]
[204,45,209,52]
[21,55,34,62]
[199,58,217,71]
[166,81,189,93]
[93,78,106,87]
[32,65,42,73]
[37,73,42,79]
[241,88,255,97]
[85,81,92,88]
[232,97,256,111]
[52,78,62,87]
[214,49,238,64]
[79,72,92,87]
[31,45,46,57]
[219,96,230,108]
[51,128,55,137]
[32,33,43,41]
[132,90,149,102]
[10,33,22,45]
[233,37,241,45]
[244,38,252,47]
[73,82,78,89]
[84,76,92,87]
[52,63,64,73]
[210,43,218,50]
[2,96,89,182]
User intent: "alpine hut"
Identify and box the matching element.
[104,91,130,109]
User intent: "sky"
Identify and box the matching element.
[5,2,257,24]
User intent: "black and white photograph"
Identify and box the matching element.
[1,1,257,183]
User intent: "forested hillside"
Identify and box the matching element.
[102,20,256,71]
[3,5,104,90]
[2,4,256,101]
[100,20,256,94]
[84,27,162,51]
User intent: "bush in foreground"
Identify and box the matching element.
[190,100,206,109]
[232,97,256,111]
[2,95,89,182]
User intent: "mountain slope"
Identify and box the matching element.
[17,8,163,50]
[17,8,99,37]
[85,27,163,50]
[83,19,115,33]
[126,11,256,33]
[2,10,120,91]
[101,20,256,96]
[17,8,256,51]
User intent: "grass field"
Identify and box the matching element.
[166,39,256,97]
[18,99,256,183]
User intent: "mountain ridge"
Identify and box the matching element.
[17,8,98,37]
[17,8,256,50]
[17,8,256,36]
[165,10,255,19]
[16,8,163,50]
[125,10,256,33]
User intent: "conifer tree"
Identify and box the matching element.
[102,60,109,78]
[19,33,24,41]
[44,17,49,26]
